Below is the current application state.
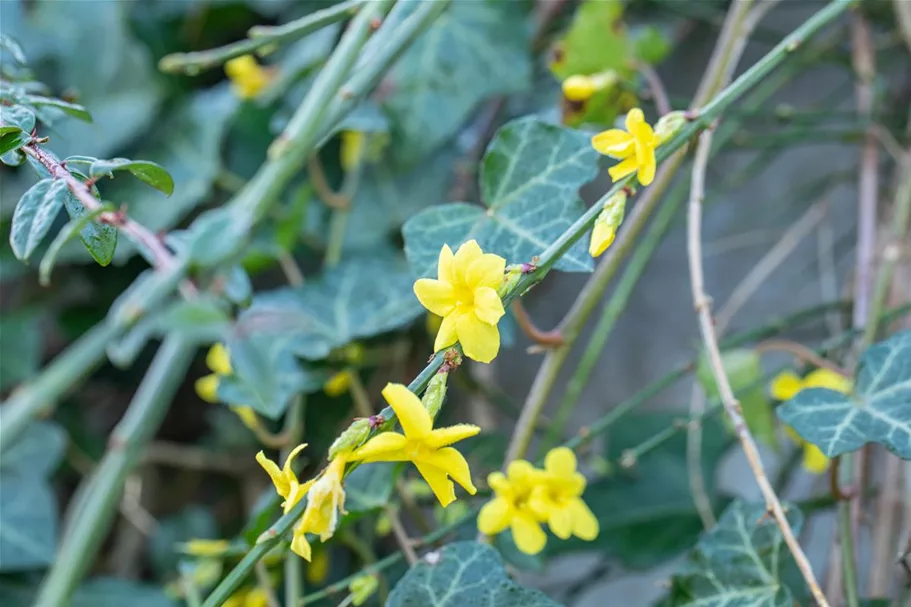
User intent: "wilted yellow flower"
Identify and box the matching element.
[589,190,627,258]
[413,240,506,363]
[324,370,353,397]
[527,448,599,542]
[770,368,852,474]
[300,455,348,542]
[591,108,658,186]
[225,55,273,99]
[350,383,479,507]
[340,131,366,171]
[477,460,547,555]
[256,444,312,515]
[179,538,231,557]
[223,587,268,607]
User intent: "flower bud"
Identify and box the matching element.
[498,264,523,298]
[562,71,618,103]
[422,371,448,420]
[654,110,686,145]
[328,418,371,459]
[349,574,379,606]
[589,190,627,258]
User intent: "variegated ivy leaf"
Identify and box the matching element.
[403,117,598,277]
[778,330,911,459]
[668,501,804,607]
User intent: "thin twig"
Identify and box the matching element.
[278,252,305,287]
[385,506,417,565]
[686,383,716,528]
[255,561,281,607]
[686,128,830,607]
[347,371,373,418]
[307,154,350,210]
[754,339,850,377]
[511,301,564,348]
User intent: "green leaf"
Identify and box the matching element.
[0,578,178,607]
[22,94,92,122]
[382,1,531,166]
[186,207,252,268]
[236,251,422,360]
[0,34,27,65]
[0,311,43,392]
[89,158,174,196]
[667,501,804,606]
[387,541,560,607]
[0,105,35,134]
[0,475,57,571]
[61,186,117,266]
[345,463,398,513]
[0,130,30,156]
[0,422,66,477]
[697,349,777,449]
[10,178,67,261]
[404,118,598,276]
[550,414,730,568]
[549,0,632,81]
[39,204,113,285]
[778,330,911,459]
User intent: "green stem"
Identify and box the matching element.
[158,0,365,74]
[34,336,195,607]
[324,153,365,268]
[838,499,861,607]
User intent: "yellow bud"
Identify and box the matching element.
[654,111,687,145]
[589,190,627,258]
[230,406,260,432]
[374,511,392,536]
[324,370,352,397]
[195,374,220,403]
[497,264,523,298]
[349,574,379,606]
[206,343,233,376]
[328,418,371,460]
[306,548,330,584]
[562,75,596,102]
[422,372,448,420]
[340,130,366,172]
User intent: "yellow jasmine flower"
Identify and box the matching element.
[256,444,313,515]
[224,55,273,100]
[527,447,598,542]
[477,460,548,555]
[324,370,353,397]
[306,548,330,584]
[195,343,232,403]
[340,130,366,171]
[350,383,480,507]
[224,587,268,607]
[413,240,506,363]
[591,108,658,186]
[300,455,348,541]
[179,538,230,557]
[769,368,852,474]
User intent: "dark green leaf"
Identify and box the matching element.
[0,578,178,607]
[0,422,65,477]
[382,1,531,165]
[22,94,92,122]
[404,118,598,277]
[0,311,43,392]
[89,158,174,195]
[0,105,35,134]
[10,178,67,261]
[39,204,113,285]
[0,475,57,571]
[778,330,911,459]
[388,541,561,607]
[0,130,31,156]
[667,501,804,607]
[61,187,117,266]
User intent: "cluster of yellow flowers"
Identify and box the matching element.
[770,367,852,474]
[478,447,598,555]
[194,343,261,432]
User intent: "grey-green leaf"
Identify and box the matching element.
[0,475,58,571]
[0,105,35,135]
[0,131,30,157]
[778,330,911,459]
[61,188,117,266]
[668,501,803,607]
[22,94,92,123]
[10,178,67,261]
[387,541,561,607]
[0,422,66,477]
[404,118,598,276]
[89,158,174,196]
[39,204,112,285]
[382,1,531,165]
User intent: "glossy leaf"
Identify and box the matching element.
[388,541,560,607]
[382,1,531,166]
[10,178,67,261]
[404,117,598,276]
[0,131,30,157]
[0,105,35,135]
[61,186,117,266]
[0,475,57,571]
[778,330,911,459]
[22,94,92,122]
[667,501,803,606]
[89,158,174,196]
[39,204,112,285]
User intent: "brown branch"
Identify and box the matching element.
[687,127,830,607]
[754,339,850,377]
[307,153,350,210]
[511,300,564,348]
[21,143,197,299]
[829,456,854,502]
[385,506,417,565]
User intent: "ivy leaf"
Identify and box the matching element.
[89,158,174,196]
[0,105,35,135]
[667,501,803,606]
[0,475,57,571]
[344,463,398,514]
[778,330,911,459]
[382,1,531,166]
[388,541,560,607]
[10,178,67,261]
[236,252,422,361]
[404,117,598,276]
[0,422,66,478]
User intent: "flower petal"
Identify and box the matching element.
[283,443,308,477]
[607,155,639,182]
[382,383,432,438]
[591,129,634,158]
[769,371,803,401]
[456,313,500,363]
[802,443,829,474]
[625,108,649,139]
[256,451,290,497]
[290,526,312,561]
[433,311,460,352]
[511,512,547,555]
[422,447,477,495]
[427,423,481,449]
[636,145,656,186]
[351,432,409,462]
[487,471,510,495]
[453,240,483,284]
[466,253,506,291]
[548,504,574,539]
[195,374,220,404]
[589,221,616,257]
[206,343,232,375]
[438,244,455,283]
[545,447,577,477]
[473,287,505,326]
[569,498,599,540]
[414,461,456,507]
[413,278,456,316]
[477,497,513,535]
[803,369,852,394]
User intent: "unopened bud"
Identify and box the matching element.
[422,371,448,420]
[328,418,370,459]
[589,190,627,258]
[654,111,686,145]
[498,265,523,298]
[562,71,618,103]
[349,573,379,606]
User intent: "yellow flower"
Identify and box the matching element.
[591,108,658,186]
[195,343,233,403]
[589,190,627,258]
[179,538,230,557]
[413,240,506,363]
[256,444,313,515]
[224,55,273,100]
[527,447,599,542]
[477,460,548,555]
[300,455,347,542]
[340,130,366,172]
[224,587,269,607]
[350,383,480,507]
[324,370,352,397]
[770,368,852,474]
